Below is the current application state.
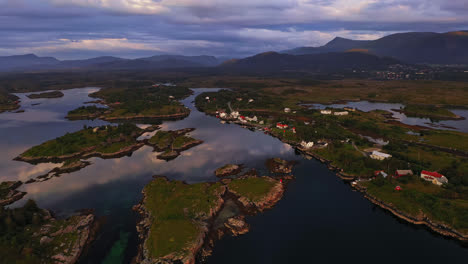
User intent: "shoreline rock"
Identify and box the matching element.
[215,164,243,178]
[0,181,26,206]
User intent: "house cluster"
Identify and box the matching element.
[320,109,349,116]
[373,169,448,186]
[217,110,262,124]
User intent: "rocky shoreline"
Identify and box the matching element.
[354,184,468,242]
[0,181,26,206]
[133,172,291,264]
[206,111,468,243]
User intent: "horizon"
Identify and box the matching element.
[1,0,468,60]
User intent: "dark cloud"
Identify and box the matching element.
[0,0,467,59]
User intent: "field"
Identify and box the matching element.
[227,177,277,203]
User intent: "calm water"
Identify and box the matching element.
[0,88,467,263]
[307,101,468,133]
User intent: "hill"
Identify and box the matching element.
[283,31,468,65]
[221,51,400,73]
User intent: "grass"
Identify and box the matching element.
[143,178,224,259]
[21,124,142,158]
[148,131,173,149]
[227,177,277,203]
[403,104,458,119]
[172,136,197,149]
[363,177,468,233]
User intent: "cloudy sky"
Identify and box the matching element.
[1,0,467,59]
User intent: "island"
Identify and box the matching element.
[27,91,64,99]
[214,164,243,177]
[394,104,464,121]
[266,158,296,174]
[66,85,192,122]
[15,123,149,164]
[0,91,20,113]
[147,128,203,161]
[0,181,26,206]
[26,160,92,184]
[133,167,290,264]
[0,198,97,264]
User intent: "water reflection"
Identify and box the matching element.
[1,87,467,263]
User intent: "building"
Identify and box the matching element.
[245,116,258,122]
[219,112,227,118]
[205,96,210,100]
[231,111,240,119]
[168,95,175,99]
[344,107,356,112]
[395,170,413,178]
[334,111,349,116]
[248,99,254,103]
[276,123,289,129]
[321,110,332,115]
[421,171,448,186]
[300,141,314,149]
[284,108,291,113]
[370,151,392,160]
[374,170,388,178]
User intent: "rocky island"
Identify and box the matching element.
[0,91,20,113]
[0,181,26,206]
[133,166,290,264]
[214,164,243,177]
[27,91,64,99]
[0,198,97,264]
[147,128,203,161]
[266,158,297,174]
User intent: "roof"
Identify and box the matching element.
[421,170,443,178]
[396,170,413,175]
[371,151,392,158]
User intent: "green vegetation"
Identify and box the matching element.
[148,129,202,155]
[227,177,277,203]
[142,178,224,260]
[88,86,191,120]
[363,176,468,233]
[27,91,64,99]
[0,199,92,263]
[148,131,173,150]
[21,123,142,158]
[67,105,107,119]
[0,90,19,112]
[402,104,458,120]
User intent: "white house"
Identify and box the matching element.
[246,116,258,122]
[321,110,332,115]
[421,171,449,186]
[205,96,210,100]
[284,108,291,113]
[301,141,314,149]
[248,99,254,103]
[219,112,227,118]
[230,111,240,119]
[370,151,392,160]
[334,111,349,116]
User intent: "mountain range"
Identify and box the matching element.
[283,31,468,65]
[0,54,222,72]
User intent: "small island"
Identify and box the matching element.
[147,128,203,161]
[133,166,290,264]
[0,198,96,264]
[395,104,464,121]
[27,91,64,99]
[0,91,20,113]
[266,158,297,174]
[215,164,243,177]
[0,181,26,206]
[15,123,149,164]
[66,86,192,122]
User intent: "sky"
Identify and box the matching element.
[0,0,467,59]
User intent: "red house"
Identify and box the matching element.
[276,123,288,129]
[394,170,413,178]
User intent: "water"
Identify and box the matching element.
[306,101,468,133]
[0,88,467,263]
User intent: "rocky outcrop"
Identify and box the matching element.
[224,216,249,236]
[0,181,26,206]
[265,158,296,174]
[26,160,92,184]
[215,164,242,177]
